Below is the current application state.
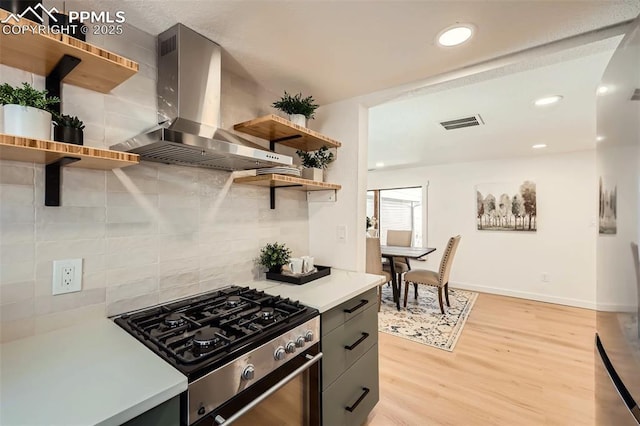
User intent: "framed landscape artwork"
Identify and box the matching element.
[476,180,537,232]
[599,176,617,234]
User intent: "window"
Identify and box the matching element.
[367,186,424,246]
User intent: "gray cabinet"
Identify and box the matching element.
[321,288,379,425]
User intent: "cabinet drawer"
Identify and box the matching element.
[322,303,378,390]
[322,344,379,426]
[322,288,377,336]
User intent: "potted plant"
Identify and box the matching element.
[258,242,292,273]
[296,146,335,181]
[272,91,319,127]
[53,114,85,145]
[0,82,59,140]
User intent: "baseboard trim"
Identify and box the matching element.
[450,281,597,310]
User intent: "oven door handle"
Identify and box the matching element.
[214,352,323,425]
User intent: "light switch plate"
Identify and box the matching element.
[337,225,347,243]
[52,258,82,295]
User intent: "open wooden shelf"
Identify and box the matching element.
[0,9,139,93]
[0,134,139,169]
[233,174,341,191]
[234,114,342,151]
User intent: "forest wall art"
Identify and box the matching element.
[599,176,617,234]
[476,180,537,232]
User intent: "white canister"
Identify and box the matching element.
[3,104,52,140]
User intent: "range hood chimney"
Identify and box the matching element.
[110,24,292,170]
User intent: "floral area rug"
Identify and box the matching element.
[378,284,478,352]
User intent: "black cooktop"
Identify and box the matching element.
[113,286,318,380]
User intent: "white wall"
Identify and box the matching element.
[0,24,309,342]
[368,150,598,308]
[308,99,369,272]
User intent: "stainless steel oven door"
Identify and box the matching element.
[194,344,322,426]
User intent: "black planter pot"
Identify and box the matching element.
[0,0,42,22]
[54,126,83,146]
[268,266,283,274]
[49,12,87,42]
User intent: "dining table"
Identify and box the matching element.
[380,245,437,310]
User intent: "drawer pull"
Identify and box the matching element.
[343,299,369,314]
[344,332,369,351]
[345,387,370,413]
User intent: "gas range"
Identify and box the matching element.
[113,286,321,425]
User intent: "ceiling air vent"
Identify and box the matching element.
[631,89,640,101]
[439,114,484,130]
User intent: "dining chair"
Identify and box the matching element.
[383,229,412,287]
[403,235,461,314]
[366,237,392,311]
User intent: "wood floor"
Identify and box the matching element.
[365,292,596,425]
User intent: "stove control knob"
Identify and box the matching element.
[295,336,306,348]
[304,331,314,342]
[274,346,286,361]
[285,341,296,354]
[241,364,255,381]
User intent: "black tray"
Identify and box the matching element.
[266,265,331,285]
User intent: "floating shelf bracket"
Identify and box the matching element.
[270,184,303,209]
[46,54,82,115]
[45,157,81,206]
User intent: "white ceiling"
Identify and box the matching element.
[71,1,638,168]
[81,0,639,105]
[368,42,619,169]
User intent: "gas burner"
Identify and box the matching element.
[165,313,186,328]
[227,295,241,307]
[193,327,222,348]
[259,307,275,322]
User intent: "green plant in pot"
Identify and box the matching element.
[296,146,335,182]
[53,114,85,146]
[272,91,318,127]
[258,242,292,273]
[0,82,59,140]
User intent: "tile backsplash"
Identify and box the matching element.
[0,24,309,342]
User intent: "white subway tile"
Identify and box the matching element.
[0,223,34,244]
[1,242,34,264]
[1,299,34,321]
[1,206,34,223]
[160,283,200,303]
[0,163,34,185]
[106,292,159,316]
[0,317,35,342]
[1,260,34,284]
[36,222,106,241]
[107,263,157,287]
[34,288,106,316]
[36,239,105,261]
[106,277,158,303]
[36,206,106,223]
[0,281,34,305]
[34,303,105,335]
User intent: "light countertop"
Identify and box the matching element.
[244,269,386,312]
[0,269,381,426]
[0,319,187,426]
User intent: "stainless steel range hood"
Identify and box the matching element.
[110,24,292,170]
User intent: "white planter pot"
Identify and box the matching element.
[288,114,307,127]
[3,104,52,140]
[0,105,4,133]
[302,167,323,182]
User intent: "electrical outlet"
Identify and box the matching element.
[337,225,347,243]
[52,259,82,295]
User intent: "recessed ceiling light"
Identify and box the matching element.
[596,136,605,142]
[534,95,563,106]
[375,162,385,168]
[532,144,547,149]
[597,86,609,95]
[437,24,474,47]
